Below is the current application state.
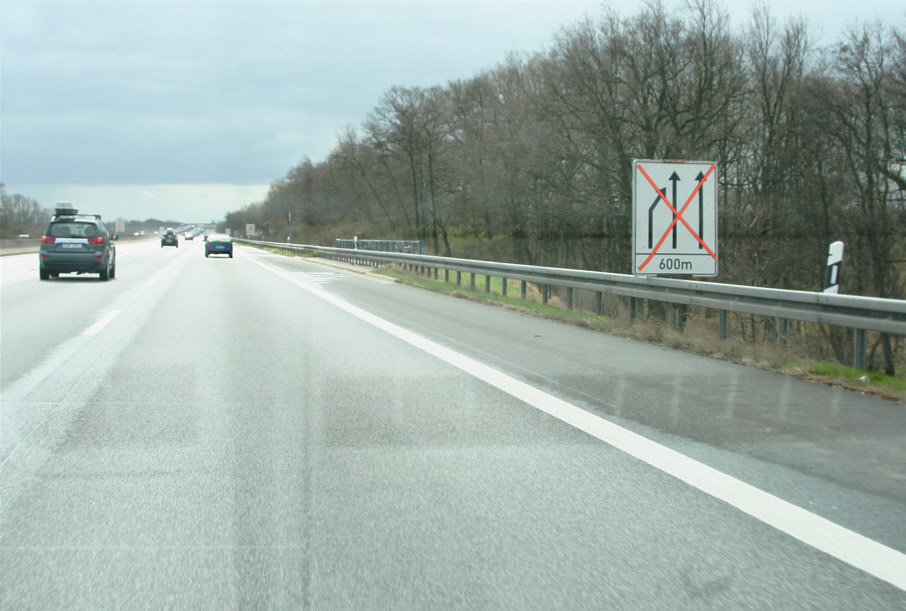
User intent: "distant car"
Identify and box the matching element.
[161,229,178,247]
[185,232,194,240]
[39,202,118,281]
[205,233,233,258]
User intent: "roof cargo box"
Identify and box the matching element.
[54,202,78,216]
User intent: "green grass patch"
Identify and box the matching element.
[808,361,905,401]
[811,361,905,392]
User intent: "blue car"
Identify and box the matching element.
[204,233,233,258]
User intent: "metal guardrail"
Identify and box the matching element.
[238,239,906,368]
[335,238,423,254]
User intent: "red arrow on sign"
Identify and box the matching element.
[636,163,717,272]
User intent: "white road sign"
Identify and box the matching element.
[632,159,718,276]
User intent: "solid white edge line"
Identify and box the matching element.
[248,254,906,592]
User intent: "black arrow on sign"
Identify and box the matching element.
[669,172,680,248]
[648,188,666,248]
[695,171,705,249]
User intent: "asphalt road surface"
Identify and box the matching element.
[2,240,905,608]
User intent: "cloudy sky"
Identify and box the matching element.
[1,1,903,223]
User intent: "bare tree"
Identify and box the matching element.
[0,184,49,238]
[722,4,815,293]
[363,85,455,254]
[818,21,905,373]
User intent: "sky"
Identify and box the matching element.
[2,1,904,224]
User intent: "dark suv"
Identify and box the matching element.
[39,203,118,281]
[161,228,178,247]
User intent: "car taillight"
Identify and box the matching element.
[87,237,104,244]
[42,236,56,244]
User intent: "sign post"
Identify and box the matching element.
[824,241,844,294]
[632,160,718,277]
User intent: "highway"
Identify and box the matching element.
[2,239,905,608]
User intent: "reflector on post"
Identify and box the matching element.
[824,241,844,294]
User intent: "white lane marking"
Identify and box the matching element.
[80,263,173,331]
[1,253,192,466]
[144,265,172,288]
[249,255,906,591]
[82,309,122,336]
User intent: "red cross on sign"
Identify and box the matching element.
[632,160,718,276]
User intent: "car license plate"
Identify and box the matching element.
[60,243,83,249]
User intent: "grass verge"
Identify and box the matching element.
[250,245,318,258]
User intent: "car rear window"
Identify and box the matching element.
[48,222,100,238]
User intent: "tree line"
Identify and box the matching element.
[0,185,191,239]
[203,3,906,371]
[0,184,48,238]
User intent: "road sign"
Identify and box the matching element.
[632,159,718,276]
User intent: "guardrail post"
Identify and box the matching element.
[595,292,603,316]
[853,329,867,369]
[669,305,679,331]
[521,280,527,300]
[779,319,790,349]
[629,297,637,322]
[485,275,491,293]
[542,285,549,305]
[719,310,729,339]
[470,273,476,290]
[502,278,508,297]
[567,287,573,310]
[444,269,449,283]
[456,271,462,287]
